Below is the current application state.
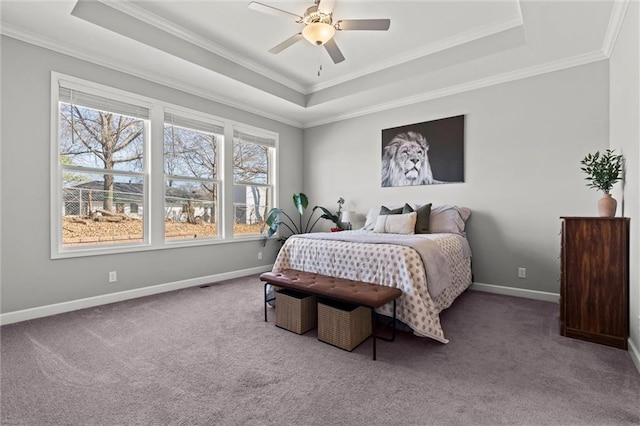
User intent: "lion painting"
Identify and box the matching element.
[381,131,440,187]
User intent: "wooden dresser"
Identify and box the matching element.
[560,217,629,349]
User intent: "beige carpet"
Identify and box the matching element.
[2,274,639,425]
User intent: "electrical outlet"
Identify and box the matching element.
[109,271,117,282]
[518,267,526,279]
[258,251,263,260]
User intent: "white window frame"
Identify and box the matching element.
[231,125,277,239]
[50,72,278,259]
[163,108,224,243]
[52,74,152,259]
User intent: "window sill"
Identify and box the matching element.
[51,235,267,259]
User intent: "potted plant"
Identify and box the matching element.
[261,193,338,245]
[580,149,624,217]
[317,197,345,232]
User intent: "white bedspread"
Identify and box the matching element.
[271,230,472,343]
[295,231,470,299]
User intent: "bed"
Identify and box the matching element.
[269,204,472,344]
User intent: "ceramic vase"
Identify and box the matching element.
[598,193,617,217]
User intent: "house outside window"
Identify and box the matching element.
[57,83,148,250]
[52,73,279,258]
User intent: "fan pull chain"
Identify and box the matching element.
[317,49,322,77]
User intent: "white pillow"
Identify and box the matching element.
[363,206,381,230]
[363,204,471,234]
[373,212,417,234]
[429,205,471,235]
[363,204,408,230]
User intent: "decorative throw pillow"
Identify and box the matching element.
[363,206,381,230]
[403,203,432,234]
[429,205,472,235]
[373,212,417,234]
[379,205,403,215]
[364,205,402,230]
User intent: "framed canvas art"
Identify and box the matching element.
[381,115,464,187]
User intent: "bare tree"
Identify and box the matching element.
[233,142,268,183]
[164,125,217,223]
[233,141,269,223]
[164,127,217,186]
[60,104,143,211]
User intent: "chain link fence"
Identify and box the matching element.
[62,187,143,218]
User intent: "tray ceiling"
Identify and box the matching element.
[0,0,622,127]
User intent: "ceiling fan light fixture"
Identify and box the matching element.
[302,22,335,45]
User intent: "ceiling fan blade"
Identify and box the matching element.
[335,19,391,31]
[248,2,302,21]
[324,38,345,64]
[317,0,335,14]
[268,33,303,54]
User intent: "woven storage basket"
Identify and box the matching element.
[318,300,372,351]
[275,289,317,334]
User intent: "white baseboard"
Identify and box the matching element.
[629,337,640,376]
[0,265,273,326]
[469,282,560,303]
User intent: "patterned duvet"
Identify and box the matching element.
[272,230,472,343]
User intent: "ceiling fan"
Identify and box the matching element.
[248,0,391,64]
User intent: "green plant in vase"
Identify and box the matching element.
[580,149,623,217]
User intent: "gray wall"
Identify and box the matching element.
[0,36,303,313]
[2,24,637,360]
[303,61,610,295]
[610,1,640,358]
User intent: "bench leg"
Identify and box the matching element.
[371,299,397,360]
[372,309,377,361]
[264,283,276,322]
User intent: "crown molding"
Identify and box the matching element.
[601,0,630,58]
[101,0,525,97]
[0,23,303,128]
[308,14,525,93]
[0,3,613,132]
[303,50,607,128]
[5,19,603,130]
[99,0,308,95]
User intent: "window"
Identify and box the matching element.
[233,128,276,236]
[164,112,222,241]
[52,73,278,258]
[57,84,148,249]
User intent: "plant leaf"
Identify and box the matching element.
[264,208,283,227]
[293,193,308,216]
[265,221,281,239]
[580,149,623,193]
[315,206,339,224]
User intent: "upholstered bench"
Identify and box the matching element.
[260,269,402,360]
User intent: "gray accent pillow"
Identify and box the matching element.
[379,205,403,215]
[402,203,432,234]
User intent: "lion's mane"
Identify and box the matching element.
[381,131,435,187]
